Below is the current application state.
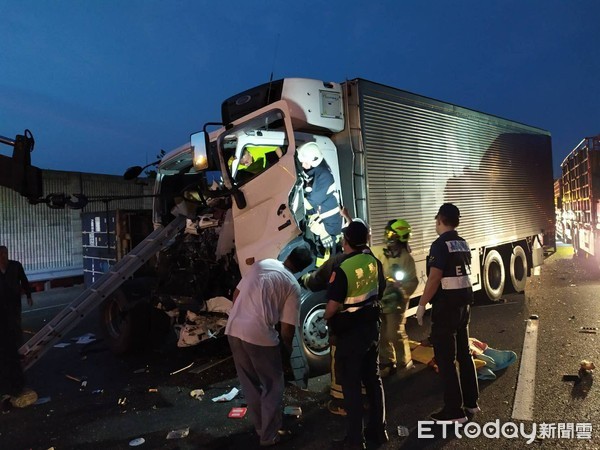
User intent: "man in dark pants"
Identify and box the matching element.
[0,245,37,408]
[325,221,388,450]
[416,204,480,423]
[225,246,312,447]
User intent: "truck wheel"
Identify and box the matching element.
[102,288,152,354]
[299,290,330,376]
[509,245,528,293]
[483,249,505,301]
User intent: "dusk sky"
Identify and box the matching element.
[1,1,598,178]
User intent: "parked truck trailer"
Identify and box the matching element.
[559,135,600,265]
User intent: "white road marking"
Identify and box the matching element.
[511,317,539,421]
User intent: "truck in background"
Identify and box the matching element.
[559,135,600,266]
[21,78,555,378]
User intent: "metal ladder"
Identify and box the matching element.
[20,215,187,370]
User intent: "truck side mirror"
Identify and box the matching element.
[191,131,209,171]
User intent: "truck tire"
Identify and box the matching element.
[101,288,150,354]
[482,249,505,301]
[299,290,330,376]
[509,245,528,293]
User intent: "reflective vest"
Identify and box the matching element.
[428,231,473,305]
[339,252,381,313]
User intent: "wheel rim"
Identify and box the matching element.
[484,250,505,300]
[510,245,528,292]
[302,305,329,356]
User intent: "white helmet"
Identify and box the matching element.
[297,142,323,168]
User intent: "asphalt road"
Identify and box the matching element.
[2,246,599,449]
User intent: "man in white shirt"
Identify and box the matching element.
[225,246,312,447]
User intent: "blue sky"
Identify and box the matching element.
[1,0,598,178]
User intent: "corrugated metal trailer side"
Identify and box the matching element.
[336,78,554,257]
[0,169,152,283]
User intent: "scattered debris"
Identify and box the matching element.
[568,316,576,321]
[190,389,205,400]
[118,397,128,406]
[166,427,190,439]
[53,343,71,348]
[228,407,247,418]
[580,360,595,372]
[211,387,239,402]
[283,406,302,418]
[65,374,83,383]
[134,367,149,374]
[72,333,96,344]
[129,437,145,446]
[34,397,51,405]
[569,284,577,287]
[170,362,194,376]
[91,389,104,395]
[148,388,158,393]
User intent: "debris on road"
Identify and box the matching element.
[228,406,247,418]
[166,427,190,439]
[190,389,205,400]
[211,387,239,402]
[580,360,595,372]
[128,437,145,446]
[284,405,302,418]
[169,362,194,376]
[34,397,51,405]
[579,327,598,334]
[64,374,83,383]
[53,343,70,348]
[72,333,96,344]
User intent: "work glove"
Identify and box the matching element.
[320,234,334,249]
[309,215,327,237]
[416,304,426,326]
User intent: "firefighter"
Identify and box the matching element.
[296,142,342,253]
[379,219,418,377]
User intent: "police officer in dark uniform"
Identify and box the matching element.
[416,203,480,423]
[324,221,388,450]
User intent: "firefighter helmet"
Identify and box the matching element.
[385,219,411,243]
[297,142,323,168]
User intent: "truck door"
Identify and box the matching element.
[216,101,301,276]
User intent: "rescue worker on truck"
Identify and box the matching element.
[379,219,418,377]
[296,142,342,255]
[325,221,388,450]
[230,145,283,181]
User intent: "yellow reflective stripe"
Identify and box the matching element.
[441,275,472,290]
[344,288,378,307]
